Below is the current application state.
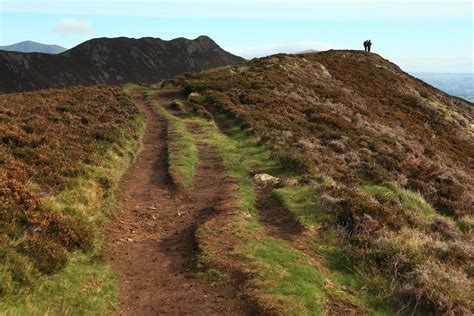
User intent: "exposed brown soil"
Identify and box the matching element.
[102,88,250,315]
[255,186,304,240]
[325,297,368,316]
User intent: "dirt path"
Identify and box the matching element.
[255,186,304,240]
[102,88,249,315]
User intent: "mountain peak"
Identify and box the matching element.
[0,36,244,92]
[0,40,66,54]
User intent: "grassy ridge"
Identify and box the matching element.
[196,114,389,314]
[154,98,384,314]
[0,86,145,314]
[170,52,474,314]
[143,88,198,189]
[158,104,198,189]
[193,104,470,314]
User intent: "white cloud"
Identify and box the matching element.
[52,19,94,37]
[226,41,337,59]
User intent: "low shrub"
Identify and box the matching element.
[46,215,94,250]
[20,237,68,274]
[0,247,38,287]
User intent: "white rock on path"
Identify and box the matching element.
[254,173,281,186]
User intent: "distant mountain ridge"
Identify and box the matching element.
[298,49,319,54]
[0,40,67,54]
[0,36,244,92]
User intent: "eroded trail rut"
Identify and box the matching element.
[102,89,247,315]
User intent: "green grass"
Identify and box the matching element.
[395,187,436,219]
[157,104,198,188]
[0,251,117,315]
[457,215,474,234]
[194,113,282,213]
[175,110,386,314]
[272,185,322,229]
[0,89,145,315]
[246,237,326,315]
[123,83,138,95]
[272,185,392,314]
[362,183,437,219]
[362,184,397,200]
[143,89,158,100]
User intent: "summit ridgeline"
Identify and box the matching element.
[0,36,244,93]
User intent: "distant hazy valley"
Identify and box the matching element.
[412,72,474,102]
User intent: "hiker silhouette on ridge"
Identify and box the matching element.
[363,40,373,52]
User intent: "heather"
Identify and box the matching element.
[0,86,143,313]
[169,51,473,313]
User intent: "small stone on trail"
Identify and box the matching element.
[254,173,281,186]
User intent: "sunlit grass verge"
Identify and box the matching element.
[362,183,437,219]
[157,104,198,189]
[245,237,326,314]
[272,185,393,314]
[0,89,145,315]
[123,83,138,95]
[143,89,158,100]
[276,182,472,314]
[272,186,322,229]
[178,113,330,313]
[180,110,384,314]
[0,251,117,315]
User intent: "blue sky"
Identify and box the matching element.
[0,0,472,72]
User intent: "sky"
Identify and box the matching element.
[0,0,472,73]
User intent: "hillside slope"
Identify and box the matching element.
[166,50,473,314]
[0,86,144,313]
[179,51,473,217]
[0,36,244,93]
[0,40,67,54]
